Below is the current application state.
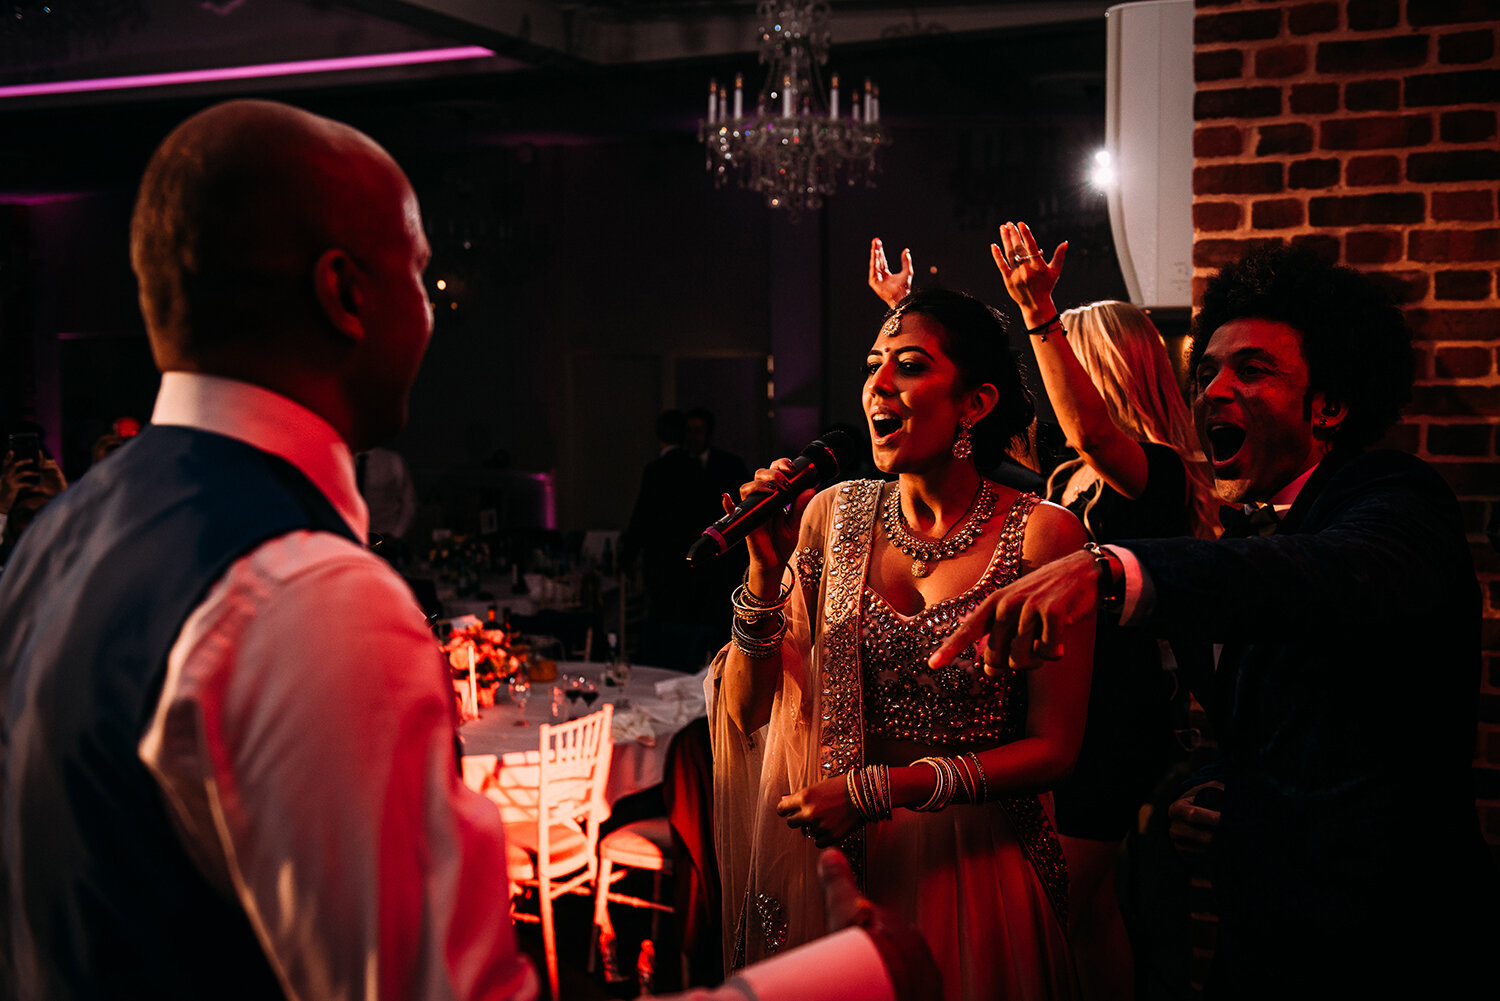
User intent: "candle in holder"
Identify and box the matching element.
[782,74,792,118]
[734,73,744,119]
[830,73,839,120]
[708,80,718,124]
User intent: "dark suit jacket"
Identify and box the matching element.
[1124,449,1496,990]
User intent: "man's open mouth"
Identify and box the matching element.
[1206,423,1246,464]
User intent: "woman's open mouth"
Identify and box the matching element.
[871,414,902,441]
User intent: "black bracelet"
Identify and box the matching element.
[1027,315,1064,342]
[1082,542,1123,611]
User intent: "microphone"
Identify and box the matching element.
[686,430,854,566]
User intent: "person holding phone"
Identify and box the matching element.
[1,432,68,563]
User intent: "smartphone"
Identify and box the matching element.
[7,432,40,464]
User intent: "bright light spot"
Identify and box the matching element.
[1089,149,1116,190]
[449,302,458,311]
[435,279,447,291]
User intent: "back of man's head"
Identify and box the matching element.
[129,100,399,373]
[1189,243,1414,451]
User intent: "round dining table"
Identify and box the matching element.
[458,662,707,816]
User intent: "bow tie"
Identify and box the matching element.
[1219,502,1280,538]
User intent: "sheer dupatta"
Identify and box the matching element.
[708,480,884,970]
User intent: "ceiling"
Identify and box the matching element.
[1,1,1113,106]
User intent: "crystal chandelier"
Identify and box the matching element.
[699,2,887,216]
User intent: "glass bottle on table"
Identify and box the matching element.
[509,668,531,725]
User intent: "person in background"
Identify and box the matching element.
[0,98,936,1001]
[90,415,143,465]
[0,437,68,571]
[932,241,1499,999]
[873,230,1215,1001]
[684,407,751,633]
[714,287,1094,1000]
[356,444,417,557]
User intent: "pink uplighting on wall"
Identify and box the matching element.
[0,46,497,100]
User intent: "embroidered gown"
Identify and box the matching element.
[710,479,1078,1001]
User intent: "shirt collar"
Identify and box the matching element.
[1261,462,1319,515]
[150,372,369,540]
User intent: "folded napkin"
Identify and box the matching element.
[611,708,658,747]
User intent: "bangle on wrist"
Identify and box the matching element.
[1082,542,1123,611]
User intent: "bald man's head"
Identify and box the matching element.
[130,100,410,370]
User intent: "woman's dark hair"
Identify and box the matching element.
[882,288,1034,471]
[1190,243,1413,451]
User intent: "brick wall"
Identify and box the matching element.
[1190,0,1500,986]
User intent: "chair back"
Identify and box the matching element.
[536,704,614,877]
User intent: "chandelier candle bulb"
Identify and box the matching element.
[734,74,744,118]
[863,77,871,123]
[783,74,792,117]
[872,84,880,122]
[708,80,718,124]
[830,73,839,119]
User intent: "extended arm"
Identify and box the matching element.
[993,221,1150,499]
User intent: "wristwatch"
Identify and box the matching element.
[1082,542,1124,611]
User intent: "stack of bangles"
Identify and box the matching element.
[911,753,988,812]
[731,572,792,659]
[845,764,894,823]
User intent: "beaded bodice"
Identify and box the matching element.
[860,491,1040,748]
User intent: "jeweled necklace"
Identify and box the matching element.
[882,479,998,578]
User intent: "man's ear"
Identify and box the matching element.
[1312,394,1347,433]
[312,248,363,341]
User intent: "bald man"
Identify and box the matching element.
[0,101,932,1001]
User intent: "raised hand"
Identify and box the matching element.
[868,237,914,309]
[990,221,1067,327]
[1168,780,1224,856]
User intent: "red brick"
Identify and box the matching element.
[1439,30,1496,65]
[1409,228,1500,262]
[1196,10,1282,45]
[1434,346,1494,378]
[1406,70,1500,107]
[1290,83,1339,114]
[1252,198,1304,229]
[1378,269,1430,304]
[1410,384,1500,417]
[1196,87,1283,121]
[1345,229,1404,264]
[1194,125,1244,158]
[1428,423,1495,457]
[1194,163,1284,196]
[1345,79,1401,112]
[1288,158,1340,190]
[1308,192,1425,227]
[1345,156,1401,187]
[1255,46,1308,79]
[1347,0,1399,31]
[1410,1,1500,29]
[1491,579,1500,611]
[1408,151,1500,184]
[1196,49,1244,83]
[1317,36,1428,74]
[1435,270,1495,300]
[1288,3,1339,35]
[1460,499,1490,535]
[1320,115,1433,151]
[1193,201,1242,232]
[1441,110,1498,145]
[1433,190,1496,222]
[1193,238,1283,269]
[1290,234,1342,261]
[1256,123,1314,156]
[1408,307,1500,340]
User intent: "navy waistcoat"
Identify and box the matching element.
[1,425,359,1000]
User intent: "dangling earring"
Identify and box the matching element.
[952,418,974,460]
[1316,417,1328,427]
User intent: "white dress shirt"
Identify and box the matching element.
[138,372,538,1001]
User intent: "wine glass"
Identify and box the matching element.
[564,674,585,719]
[580,677,600,709]
[509,673,531,725]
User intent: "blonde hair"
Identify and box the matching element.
[1047,300,1219,539]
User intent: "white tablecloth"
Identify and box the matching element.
[458,662,706,816]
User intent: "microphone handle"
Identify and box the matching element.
[688,454,820,563]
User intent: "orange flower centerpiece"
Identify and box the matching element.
[439,615,525,720]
